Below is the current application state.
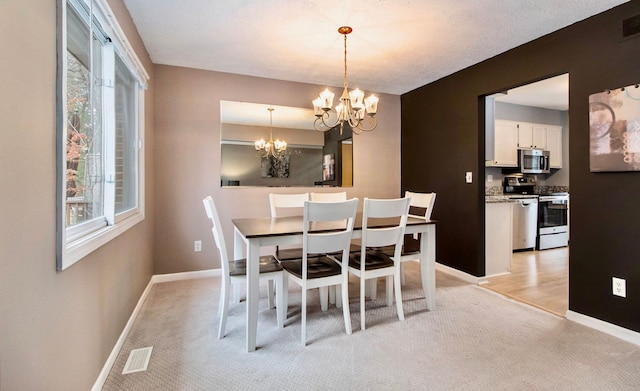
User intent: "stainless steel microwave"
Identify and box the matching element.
[518,148,550,174]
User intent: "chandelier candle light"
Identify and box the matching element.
[312,26,379,135]
[255,107,287,159]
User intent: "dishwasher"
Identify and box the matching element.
[511,197,538,251]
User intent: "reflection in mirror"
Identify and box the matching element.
[220,101,353,187]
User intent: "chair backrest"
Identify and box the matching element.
[269,193,309,217]
[405,191,437,220]
[203,196,230,276]
[310,191,347,202]
[361,197,411,262]
[302,199,358,278]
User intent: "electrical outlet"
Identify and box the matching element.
[612,277,626,297]
[487,174,493,183]
[194,240,202,252]
[465,172,473,183]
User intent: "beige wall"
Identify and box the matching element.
[0,0,399,388]
[0,0,155,390]
[153,65,401,274]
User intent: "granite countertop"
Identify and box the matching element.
[485,194,542,203]
[485,195,520,203]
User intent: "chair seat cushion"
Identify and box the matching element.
[281,256,342,279]
[402,234,421,254]
[379,235,421,257]
[229,255,283,276]
[349,249,395,270]
[275,247,306,261]
[327,243,361,256]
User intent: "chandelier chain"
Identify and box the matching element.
[269,107,273,140]
[343,33,348,90]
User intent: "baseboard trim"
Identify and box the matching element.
[91,278,154,391]
[479,271,510,282]
[92,268,221,391]
[151,268,221,284]
[566,310,640,347]
[435,262,484,284]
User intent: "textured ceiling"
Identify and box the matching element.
[123,0,627,96]
[495,74,569,111]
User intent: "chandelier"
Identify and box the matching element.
[255,107,287,159]
[312,26,379,135]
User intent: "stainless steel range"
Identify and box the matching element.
[502,175,570,251]
[536,193,569,250]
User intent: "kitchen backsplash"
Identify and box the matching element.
[485,185,569,195]
[486,186,504,195]
[537,185,570,194]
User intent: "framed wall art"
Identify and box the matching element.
[322,154,335,181]
[589,84,640,172]
[261,155,290,178]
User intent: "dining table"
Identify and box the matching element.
[233,213,437,352]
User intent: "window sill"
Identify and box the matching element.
[60,211,144,271]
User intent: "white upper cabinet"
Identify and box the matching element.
[517,122,547,149]
[546,125,563,168]
[491,120,518,166]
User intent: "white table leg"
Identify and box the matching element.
[245,239,260,352]
[233,227,244,261]
[420,225,436,310]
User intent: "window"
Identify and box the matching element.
[57,0,149,270]
[114,55,138,217]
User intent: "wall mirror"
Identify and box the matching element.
[220,100,353,187]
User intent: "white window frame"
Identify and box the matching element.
[57,0,149,271]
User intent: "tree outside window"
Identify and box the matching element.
[66,51,101,225]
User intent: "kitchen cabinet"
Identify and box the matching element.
[518,123,547,149]
[485,201,513,277]
[490,119,563,168]
[546,125,563,168]
[489,120,518,166]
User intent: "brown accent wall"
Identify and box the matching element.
[0,0,155,389]
[401,2,640,331]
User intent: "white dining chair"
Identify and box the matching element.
[281,198,358,346]
[269,192,309,217]
[310,191,361,309]
[349,197,410,331]
[269,193,310,262]
[202,196,284,339]
[310,191,347,202]
[375,191,436,290]
[396,191,437,285]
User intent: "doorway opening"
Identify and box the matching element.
[482,73,569,316]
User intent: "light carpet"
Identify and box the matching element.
[102,262,640,390]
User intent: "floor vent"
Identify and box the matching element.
[122,346,153,374]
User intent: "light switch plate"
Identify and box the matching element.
[465,172,472,183]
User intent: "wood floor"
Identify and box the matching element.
[482,246,568,317]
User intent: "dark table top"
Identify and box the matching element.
[233,213,435,239]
